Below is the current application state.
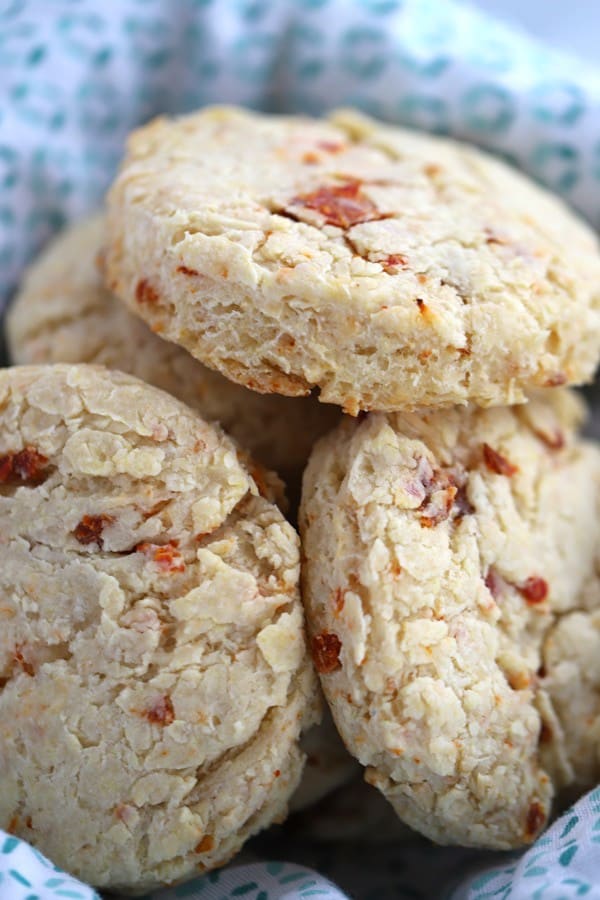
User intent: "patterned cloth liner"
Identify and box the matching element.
[3,788,600,898]
[1,0,600,898]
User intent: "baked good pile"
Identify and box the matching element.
[3,105,600,894]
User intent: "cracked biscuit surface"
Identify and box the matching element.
[105,106,600,413]
[0,364,319,895]
[7,214,339,481]
[300,391,600,848]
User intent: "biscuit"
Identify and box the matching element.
[300,391,600,848]
[105,106,600,414]
[7,215,339,482]
[0,365,319,894]
[538,610,600,797]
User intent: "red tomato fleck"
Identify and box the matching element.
[311,632,342,674]
[0,447,49,484]
[14,645,34,677]
[293,181,380,229]
[146,695,175,726]
[381,254,408,272]
[482,443,518,476]
[517,577,548,605]
[484,568,503,599]
[332,587,345,614]
[317,141,345,153]
[195,835,215,853]
[73,514,114,548]
[544,373,567,387]
[302,151,320,165]
[525,800,546,839]
[535,428,565,451]
[137,541,185,573]
[135,279,160,305]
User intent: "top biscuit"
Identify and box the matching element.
[105,106,600,414]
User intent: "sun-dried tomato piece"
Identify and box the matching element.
[73,514,115,548]
[517,576,548,605]
[311,632,342,674]
[12,448,48,481]
[135,278,160,305]
[332,588,345,614]
[534,428,565,451]
[317,141,345,153]
[381,253,408,273]
[137,541,185,573]
[420,483,457,527]
[482,443,518,476]
[544,373,567,387]
[146,695,175,726]
[453,484,475,517]
[14,645,34,677]
[525,800,546,840]
[302,151,320,165]
[292,180,380,229]
[0,447,49,484]
[507,669,530,691]
[195,835,215,853]
[418,467,472,527]
[484,567,503,599]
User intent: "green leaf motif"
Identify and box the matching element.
[1,837,19,854]
[358,0,401,13]
[559,843,578,867]
[530,143,579,192]
[10,82,66,130]
[398,94,448,134]
[124,16,171,68]
[530,82,585,126]
[265,862,284,876]
[286,24,325,80]
[340,27,388,79]
[56,12,111,67]
[560,815,580,839]
[397,51,450,78]
[461,83,515,134]
[231,882,259,896]
[523,865,548,878]
[235,0,270,23]
[232,33,278,82]
[0,145,18,188]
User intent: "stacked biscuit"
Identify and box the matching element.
[3,106,600,894]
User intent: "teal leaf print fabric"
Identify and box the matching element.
[450,787,600,900]
[0,830,100,899]
[4,789,600,897]
[140,861,350,900]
